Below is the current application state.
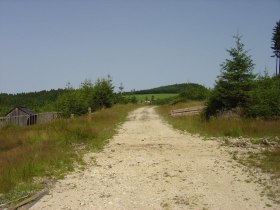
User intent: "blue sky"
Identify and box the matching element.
[0,0,279,93]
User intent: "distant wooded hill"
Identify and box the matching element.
[133,83,209,94]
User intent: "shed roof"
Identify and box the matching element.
[6,106,36,116]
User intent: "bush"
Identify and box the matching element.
[90,78,114,110]
[56,77,115,117]
[56,90,88,117]
[245,75,280,119]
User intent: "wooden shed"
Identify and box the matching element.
[6,106,37,126]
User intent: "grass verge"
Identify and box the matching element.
[157,102,280,138]
[244,149,280,176]
[238,149,280,204]
[0,104,136,206]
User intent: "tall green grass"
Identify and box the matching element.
[157,102,280,138]
[0,104,136,204]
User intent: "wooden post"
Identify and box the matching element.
[88,107,92,120]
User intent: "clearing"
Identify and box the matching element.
[30,107,279,210]
[126,93,177,102]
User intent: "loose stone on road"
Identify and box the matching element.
[30,107,278,210]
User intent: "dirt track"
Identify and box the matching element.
[30,107,278,210]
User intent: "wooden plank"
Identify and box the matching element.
[171,106,205,116]
[9,189,48,210]
[171,106,204,113]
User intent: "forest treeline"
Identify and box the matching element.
[1,71,279,119]
[0,77,139,117]
[0,89,65,116]
[0,82,210,116]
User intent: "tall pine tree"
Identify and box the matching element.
[271,20,280,76]
[205,34,255,118]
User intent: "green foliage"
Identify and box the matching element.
[128,83,208,105]
[205,34,255,118]
[127,96,138,104]
[0,89,65,116]
[157,102,280,138]
[56,89,88,117]
[0,105,11,116]
[90,78,114,110]
[0,82,209,116]
[271,20,280,75]
[179,83,209,101]
[272,20,280,57]
[55,77,115,117]
[245,75,280,119]
[112,94,126,104]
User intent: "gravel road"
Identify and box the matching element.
[30,107,278,210]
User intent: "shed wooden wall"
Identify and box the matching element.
[6,108,30,126]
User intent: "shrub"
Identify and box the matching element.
[56,77,115,117]
[245,75,280,119]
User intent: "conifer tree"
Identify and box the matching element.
[271,20,280,76]
[205,34,255,118]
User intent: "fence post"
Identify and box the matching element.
[88,107,92,120]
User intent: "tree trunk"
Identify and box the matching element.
[277,57,279,76]
[278,57,280,75]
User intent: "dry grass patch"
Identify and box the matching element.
[0,104,137,206]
